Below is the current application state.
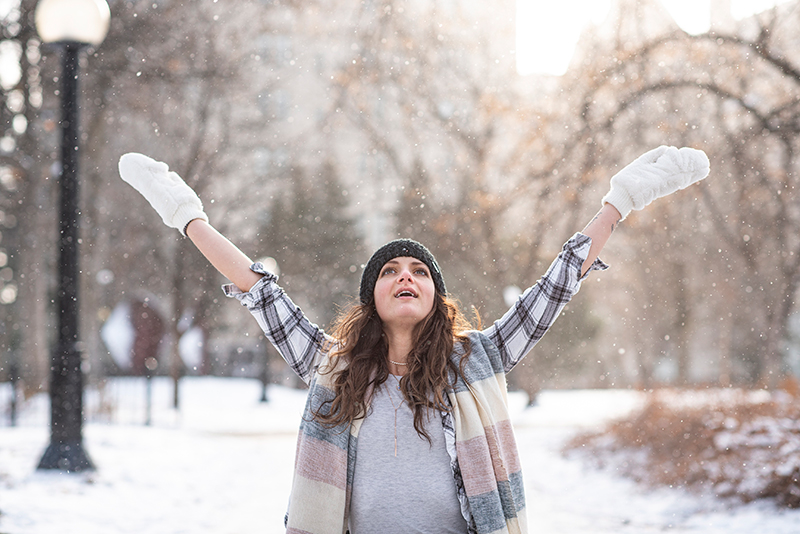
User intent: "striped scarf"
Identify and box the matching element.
[285,331,525,534]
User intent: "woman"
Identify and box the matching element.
[118,145,709,534]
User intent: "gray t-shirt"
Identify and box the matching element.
[349,374,469,534]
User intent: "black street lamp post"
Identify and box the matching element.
[35,0,110,473]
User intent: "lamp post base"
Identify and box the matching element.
[37,441,95,473]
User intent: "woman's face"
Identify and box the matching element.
[373,256,436,329]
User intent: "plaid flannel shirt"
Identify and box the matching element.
[224,232,607,532]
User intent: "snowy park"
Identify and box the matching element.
[2,378,799,534]
[5,0,800,533]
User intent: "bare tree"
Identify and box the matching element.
[1,0,59,393]
[552,2,800,386]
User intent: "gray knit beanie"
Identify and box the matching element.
[359,238,446,304]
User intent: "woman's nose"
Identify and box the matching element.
[398,270,414,282]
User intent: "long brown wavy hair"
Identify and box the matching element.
[313,292,477,443]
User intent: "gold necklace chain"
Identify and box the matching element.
[386,374,405,457]
[388,359,407,366]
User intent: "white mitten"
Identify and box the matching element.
[118,153,208,236]
[602,146,710,219]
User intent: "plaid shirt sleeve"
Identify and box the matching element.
[222,263,332,384]
[482,232,609,373]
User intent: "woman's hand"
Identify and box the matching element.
[119,153,262,292]
[580,146,710,275]
[602,146,710,220]
[118,153,208,236]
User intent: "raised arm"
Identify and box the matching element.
[118,153,332,383]
[580,203,621,277]
[581,145,710,275]
[185,219,263,292]
[486,145,710,371]
[118,153,263,292]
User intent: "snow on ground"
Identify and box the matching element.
[1,378,799,534]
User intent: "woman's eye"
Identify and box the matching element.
[382,268,395,276]
[415,269,429,276]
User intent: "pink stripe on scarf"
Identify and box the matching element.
[456,419,522,496]
[294,434,348,491]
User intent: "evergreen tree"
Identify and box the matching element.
[258,161,364,328]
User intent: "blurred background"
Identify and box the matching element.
[1,0,800,413]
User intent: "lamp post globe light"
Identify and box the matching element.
[35,0,110,472]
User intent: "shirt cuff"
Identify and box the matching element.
[568,232,610,281]
[580,257,609,281]
[221,262,278,300]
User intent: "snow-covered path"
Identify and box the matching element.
[1,378,798,534]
